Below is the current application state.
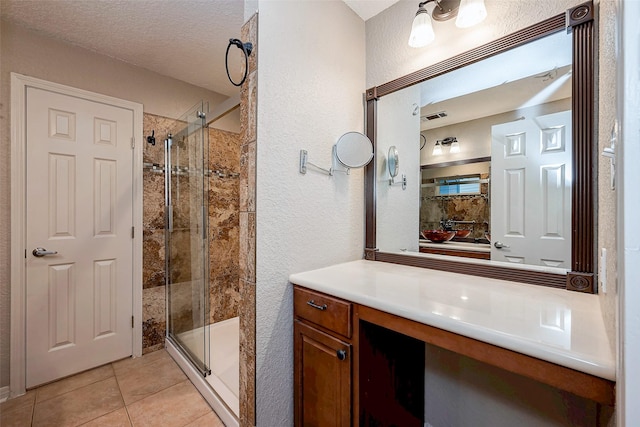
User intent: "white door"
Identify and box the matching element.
[491,111,572,267]
[25,86,134,387]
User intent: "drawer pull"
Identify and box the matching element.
[307,300,327,311]
[336,350,347,361]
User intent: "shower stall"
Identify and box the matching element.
[164,101,240,426]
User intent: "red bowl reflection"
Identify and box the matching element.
[454,230,471,239]
[421,230,455,243]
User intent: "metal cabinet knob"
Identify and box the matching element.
[336,350,347,361]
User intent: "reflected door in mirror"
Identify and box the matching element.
[491,110,572,267]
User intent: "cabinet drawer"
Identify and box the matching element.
[294,286,352,338]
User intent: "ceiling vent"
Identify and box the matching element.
[421,111,448,121]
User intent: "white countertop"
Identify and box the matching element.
[289,260,615,381]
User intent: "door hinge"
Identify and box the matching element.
[131,137,135,149]
[131,226,135,238]
[131,316,134,328]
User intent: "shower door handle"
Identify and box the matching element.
[167,206,173,232]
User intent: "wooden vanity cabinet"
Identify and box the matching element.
[294,282,614,426]
[294,286,353,427]
[293,285,424,427]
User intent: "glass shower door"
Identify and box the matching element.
[166,101,210,376]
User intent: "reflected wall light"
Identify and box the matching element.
[432,137,460,156]
[408,0,487,48]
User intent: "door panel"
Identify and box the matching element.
[26,87,134,387]
[491,110,572,267]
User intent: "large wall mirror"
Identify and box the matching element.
[364,2,596,292]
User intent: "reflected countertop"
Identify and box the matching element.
[419,239,491,252]
[289,260,615,381]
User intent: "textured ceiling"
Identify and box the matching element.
[1,0,245,97]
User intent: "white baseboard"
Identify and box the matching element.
[0,386,10,403]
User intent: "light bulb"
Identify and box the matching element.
[455,0,487,28]
[408,7,435,48]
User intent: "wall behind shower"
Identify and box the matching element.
[208,127,241,324]
[142,114,174,353]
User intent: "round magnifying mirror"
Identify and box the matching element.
[388,146,399,178]
[334,132,374,168]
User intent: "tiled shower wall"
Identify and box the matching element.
[141,113,241,354]
[208,127,241,324]
[142,114,175,353]
[239,13,257,427]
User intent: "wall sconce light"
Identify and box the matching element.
[432,137,460,156]
[409,0,487,48]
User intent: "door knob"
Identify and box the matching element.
[494,241,510,249]
[32,247,58,257]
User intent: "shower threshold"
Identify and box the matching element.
[167,317,240,427]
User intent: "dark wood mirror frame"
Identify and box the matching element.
[364,1,596,293]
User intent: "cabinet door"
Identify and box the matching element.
[294,320,351,427]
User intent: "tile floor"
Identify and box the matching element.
[0,350,225,427]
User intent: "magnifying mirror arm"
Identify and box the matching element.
[331,164,351,175]
[389,174,407,190]
[299,149,351,176]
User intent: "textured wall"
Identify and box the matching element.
[255,1,366,425]
[367,0,618,424]
[0,21,231,388]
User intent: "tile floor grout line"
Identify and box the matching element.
[34,367,116,405]
[117,357,189,406]
[112,361,135,426]
[30,394,36,427]
[33,374,118,407]
[76,407,126,427]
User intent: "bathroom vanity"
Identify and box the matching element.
[291,260,615,426]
